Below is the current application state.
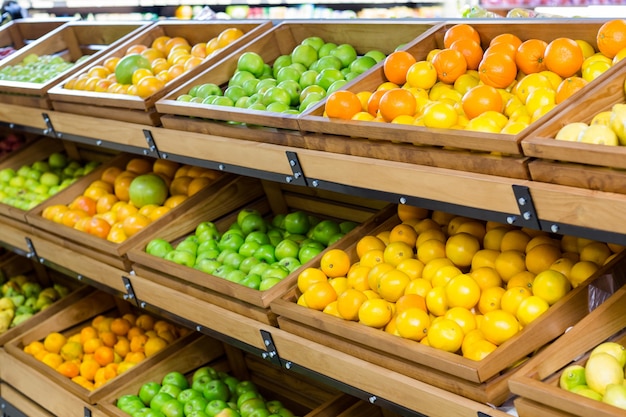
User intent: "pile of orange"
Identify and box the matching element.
[63,27,245,98]
[296,204,624,361]
[41,157,221,243]
[323,20,626,135]
[23,313,189,391]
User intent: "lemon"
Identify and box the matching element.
[585,352,624,395]
[571,385,603,401]
[603,384,626,409]
[590,342,626,367]
[578,124,618,146]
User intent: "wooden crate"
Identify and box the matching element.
[0,137,115,223]
[521,55,626,193]
[0,18,73,52]
[297,20,611,180]
[127,180,393,326]
[0,382,55,417]
[155,21,440,144]
[97,334,370,417]
[509,276,626,417]
[270,214,626,406]
[25,155,255,271]
[48,20,273,126]
[1,289,202,411]
[0,21,151,109]
[0,252,93,347]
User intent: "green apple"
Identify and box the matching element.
[278,257,301,273]
[160,398,185,417]
[218,233,245,252]
[195,258,222,275]
[160,383,183,398]
[184,397,209,416]
[205,399,229,417]
[223,252,245,269]
[193,366,219,382]
[238,241,261,258]
[176,240,198,255]
[178,388,203,404]
[240,273,262,290]
[225,269,246,283]
[139,382,162,406]
[146,239,174,258]
[245,231,270,245]
[253,244,276,264]
[240,213,267,235]
[167,250,196,268]
[283,211,310,235]
[239,256,262,274]
[150,392,175,411]
[311,219,341,246]
[213,264,236,279]
[202,379,230,402]
[274,239,300,260]
[261,264,289,281]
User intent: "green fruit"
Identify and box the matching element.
[129,174,169,208]
[559,364,586,391]
[115,54,151,84]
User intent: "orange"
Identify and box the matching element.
[454,221,487,242]
[500,286,532,316]
[329,277,349,296]
[422,257,454,281]
[367,263,395,292]
[597,19,626,58]
[404,278,432,299]
[144,336,168,357]
[320,249,351,278]
[569,261,599,288]
[555,76,588,104]
[397,205,429,222]
[483,42,517,60]
[135,314,155,331]
[346,265,371,291]
[383,51,417,85]
[395,258,425,281]
[126,44,148,55]
[445,232,480,269]
[478,286,506,315]
[579,241,612,266]
[515,39,548,74]
[114,337,130,358]
[416,228,446,248]
[356,236,386,259]
[549,257,575,279]
[79,359,101,382]
[443,24,481,49]
[378,88,417,122]
[124,351,146,364]
[99,331,117,348]
[325,90,362,120]
[94,346,114,366]
[297,268,328,293]
[130,334,148,353]
[463,338,498,361]
[382,241,414,267]
[427,318,464,352]
[461,84,503,120]
[395,293,427,313]
[532,269,571,305]
[506,271,535,290]
[69,195,97,216]
[447,216,471,235]
[525,244,562,275]
[470,266,502,290]
[378,269,410,302]
[358,298,393,328]
[80,326,99,345]
[425,286,448,316]
[490,33,522,50]
[471,249,500,271]
[432,48,467,84]
[113,173,137,201]
[500,229,531,252]
[543,38,584,78]
[136,76,165,98]
[127,326,144,340]
[445,274,480,309]
[187,177,213,196]
[360,249,384,268]
[57,361,80,378]
[44,332,67,354]
[366,89,387,117]
[395,308,430,341]
[217,27,244,48]
[122,213,151,237]
[478,53,517,89]
[450,38,483,70]
[336,288,368,321]
[169,176,193,196]
[60,341,83,362]
[483,227,509,251]
[444,306,477,335]
[96,193,119,214]
[303,281,337,311]
[126,158,152,175]
[480,309,520,346]
[430,264,462,288]
[417,239,446,265]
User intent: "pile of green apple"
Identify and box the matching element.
[145,208,357,291]
[116,365,298,417]
[0,152,100,210]
[0,271,69,333]
[0,53,88,83]
[176,36,388,114]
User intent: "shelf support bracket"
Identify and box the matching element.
[121,276,139,307]
[24,237,39,262]
[84,406,92,417]
[41,113,59,138]
[0,396,29,417]
[510,185,540,230]
[260,329,282,366]
[142,129,161,159]
[285,151,308,186]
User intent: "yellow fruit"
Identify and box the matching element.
[358,299,393,328]
[444,274,480,310]
[480,309,520,346]
[585,352,624,395]
[516,295,549,326]
[590,342,626,368]
[395,308,430,341]
[532,269,571,305]
[427,318,464,353]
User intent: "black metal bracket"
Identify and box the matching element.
[42,113,59,138]
[24,237,38,261]
[142,129,161,159]
[285,151,307,186]
[0,120,44,136]
[0,397,29,417]
[477,412,493,417]
[509,185,541,230]
[84,407,92,417]
[260,329,281,366]
[121,275,139,307]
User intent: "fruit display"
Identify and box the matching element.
[0,151,99,211]
[41,157,222,243]
[0,271,69,332]
[116,365,299,417]
[0,52,86,83]
[62,27,249,98]
[175,36,390,114]
[0,131,28,159]
[558,341,626,409]
[320,20,626,134]
[294,204,623,360]
[144,207,358,291]
[23,311,189,391]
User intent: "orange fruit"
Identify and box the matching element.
[480,309,520,345]
[463,338,498,361]
[346,265,372,291]
[532,269,571,305]
[144,336,168,357]
[383,51,417,85]
[425,286,448,316]
[495,250,527,283]
[303,281,337,311]
[358,298,393,328]
[445,274,480,309]
[516,295,550,327]
[443,24,481,49]
[58,361,80,378]
[470,249,500,270]
[461,84,503,119]
[483,42,517,60]
[382,241,414,267]
[378,88,417,122]
[397,205,429,222]
[320,249,351,278]
[444,306,477,335]
[378,269,411,302]
[356,236,386,259]
[79,359,101,382]
[543,38,584,78]
[579,241,612,266]
[44,332,67,354]
[478,286,506,315]
[478,53,517,89]
[325,91,362,120]
[470,266,502,290]
[432,48,467,84]
[515,39,548,74]
[297,268,329,293]
[94,346,115,366]
[500,229,531,252]
[417,239,446,265]
[135,314,155,331]
[490,33,522,50]
[506,271,535,290]
[336,288,368,321]
[597,19,626,58]
[555,76,588,104]
[525,243,562,275]
[445,232,480,269]
[217,27,244,48]
[450,38,483,70]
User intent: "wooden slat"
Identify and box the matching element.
[0,382,55,417]
[529,160,626,194]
